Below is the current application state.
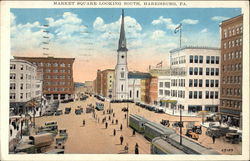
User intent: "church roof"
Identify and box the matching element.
[117,9,128,52]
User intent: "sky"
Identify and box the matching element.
[10,8,241,82]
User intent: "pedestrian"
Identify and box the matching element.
[113,113,115,117]
[105,122,108,129]
[116,119,118,125]
[10,129,12,136]
[212,135,216,144]
[135,143,139,154]
[103,111,105,115]
[112,119,114,124]
[83,120,85,127]
[120,124,123,131]
[124,143,129,153]
[219,120,221,126]
[113,129,116,136]
[132,129,136,136]
[124,113,127,119]
[109,116,111,121]
[120,135,124,145]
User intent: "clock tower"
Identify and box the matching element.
[113,9,129,100]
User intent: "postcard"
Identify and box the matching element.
[0,0,249,161]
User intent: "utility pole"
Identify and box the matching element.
[180,105,182,145]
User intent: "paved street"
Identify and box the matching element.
[35,96,241,154]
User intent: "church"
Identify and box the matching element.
[113,9,129,100]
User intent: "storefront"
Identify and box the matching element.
[205,105,218,112]
[188,105,202,113]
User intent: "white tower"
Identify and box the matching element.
[113,9,129,100]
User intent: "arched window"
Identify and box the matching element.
[130,90,132,98]
[121,85,123,91]
[136,90,139,98]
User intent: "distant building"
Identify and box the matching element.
[102,69,115,98]
[140,78,150,103]
[169,46,220,113]
[84,81,94,93]
[128,72,151,102]
[10,59,42,115]
[220,15,243,127]
[74,82,85,88]
[113,9,129,100]
[14,56,75,100]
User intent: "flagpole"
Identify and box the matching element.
[180,23,182,48]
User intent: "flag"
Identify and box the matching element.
[174,23,182,33]
[156,61,163,68]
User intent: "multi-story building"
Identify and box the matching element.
[169,46,220,113]
[220,15,243,127]
[14,56,75,100]
[128,72,151,102]
[10,59,42,115]
[84,81,94,94]
[148,77,158,105]
[157,76,171,107]
[140,78,150,103]
[95,69,103,95]
[102,69,115,98]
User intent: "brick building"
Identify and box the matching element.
[14,56,75,100]
[148,77,158,105]
[219,15,243,127]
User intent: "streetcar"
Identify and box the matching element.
[96,102,104,111]
[129,114,148,133]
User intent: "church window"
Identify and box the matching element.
[130,90,132,98]
[136,90,139,98]
[121,85,123,91]
[121,72,124,78]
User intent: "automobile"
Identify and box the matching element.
[155,108,164,113]
[75,109,82,115]
[172,121,184,128]
[86,107,94,113]
[96,102,104,111]
[55,110,63,116]
[64,108,71,114]
[192,125,202,134]
[185,129,199,140]
[160,119,170,127]
[224,133,240,144]
[122,107,128,112]
[43,111,54,116]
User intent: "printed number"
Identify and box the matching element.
[221,149,233,152]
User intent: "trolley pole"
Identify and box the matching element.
[180,105,182,145]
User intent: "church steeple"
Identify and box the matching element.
[117,9,128,52]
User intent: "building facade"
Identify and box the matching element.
[140,78,150,103]
[102,69,115,98]
[128,72,151,102]
[14,56,75,100]
[10,59,42,115]
[220,15,243,127]
[169,46,220,113]
[113,9,129,100]
[148,77,158,105]
[157,76,171,107]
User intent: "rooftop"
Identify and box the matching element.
[14,56,75,61]
[128,72,151,79]
[169,46,220,53]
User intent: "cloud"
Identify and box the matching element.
[152,16,179,30]
[200,28,208,33]
[211,16,229,21]
[151,30,166,40]
[181,19,199,25]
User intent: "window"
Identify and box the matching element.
[206,80,209,87]
[54,63,58,67]
[10,93,15,99]
[194,68,198,75]
[228,41,231,48]
[189,67,193,75]
[121,85,123,91]
[60,63,65,67]
[164,90,170,96]
[223,54,227,61]
[194,79,198,87]
[199,56,203,63]
[68,64,71,67]
[159,89,163,95]
[20,65,24,70]
[10,73,16,79]
[215,68,219,76]
[159,82,163,87]
[206,91,209,99]
[165,82,170,88]
[194,56,198,63]
[211,56,215,64]
[224,30,227,38]
[206,68,210,75]
[215,91,219,99]
[206,56,210,64]
[215,80,219,87]
[199,79,202,87]
[211,80,214,87]
[189,91,192,99]
[216,56,219,64]
[210,91,214,99]
[240,38,242,45]
[194,91,197,99]
[199,68,203,75]
[10,64,16,70]
[211,68,214,76]
[121,72,124,78]
[20,83,23,90]
[199,91,202,99]
[20,93,23,99]
[224,43,227,49]
[189,79,193,87]
[189,55,193,63]
[10,83,15,90]
[136,90,139,98]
